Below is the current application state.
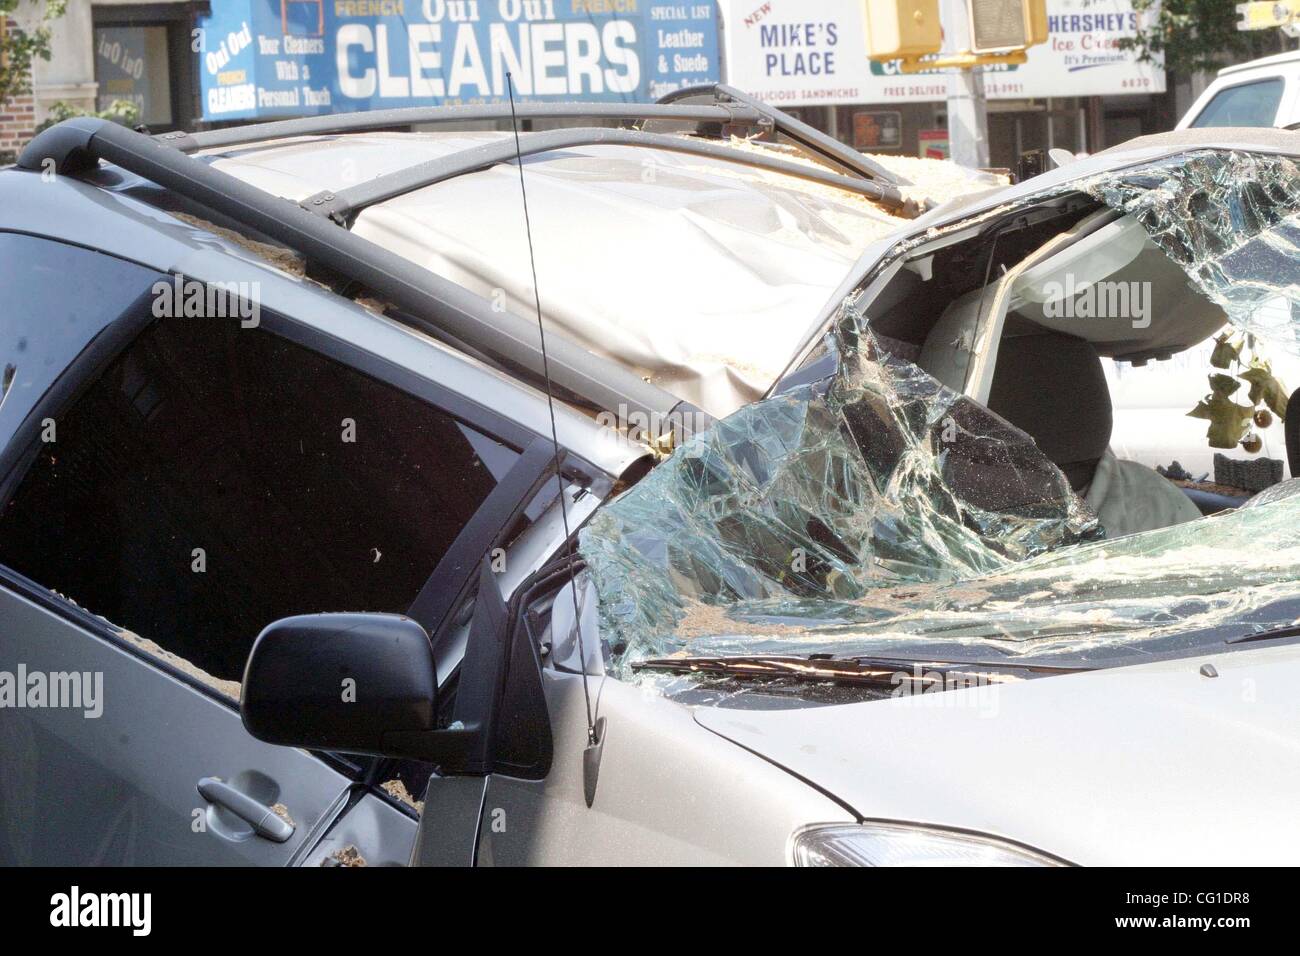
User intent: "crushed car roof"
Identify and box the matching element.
[202,130,992,417]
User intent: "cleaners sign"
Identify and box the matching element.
[199,1,721,120]
[721,0,1163,106]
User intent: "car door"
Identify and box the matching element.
[0,235,356,864]
[0,571,363,865]
[0,237,532,864]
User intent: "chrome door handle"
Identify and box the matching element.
[197,777,295,843]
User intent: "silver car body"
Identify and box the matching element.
[3,124,1299,865]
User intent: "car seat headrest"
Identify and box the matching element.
[986,333,1112,490]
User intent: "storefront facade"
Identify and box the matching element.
[718,0,1170,169]
[195,1,720,123]
[4,1,718,151]
[12,0,205,133]
[0,0,1223,165]
[89,1,205,128]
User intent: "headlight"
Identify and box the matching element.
[790,822,1067,867]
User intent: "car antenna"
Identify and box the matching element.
[505,75,605,804]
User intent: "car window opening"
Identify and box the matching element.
[0,314,515,685]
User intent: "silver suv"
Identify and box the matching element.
[3,91,1300,866]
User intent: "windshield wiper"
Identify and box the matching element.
[1225,622,1300,646]
[631,654,1090,691]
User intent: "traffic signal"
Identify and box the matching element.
[864,0,943,61]
[859,0,1049,164]
[864,0,1048,67]
[1236,0,1300,36]
[968,0,1049,53]
[1027,0,1050,45]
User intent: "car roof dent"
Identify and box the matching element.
[206,133,929,418]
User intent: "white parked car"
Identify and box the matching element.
[1177,49,1300,130]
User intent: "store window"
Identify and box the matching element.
[90,3,203,132]
[93,25,173,125]
[847,109,902,151]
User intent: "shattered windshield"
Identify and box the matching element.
[580,148,1300,677]
[1081,149,1300,358]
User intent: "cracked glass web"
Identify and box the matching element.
[580,149,1300,673]
[1076,149,1300,356]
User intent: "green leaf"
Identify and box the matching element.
[1187,393,1254,448]
[1239,365,1289,420]
[1209,334,1240,369]
[1208,373,1240,396]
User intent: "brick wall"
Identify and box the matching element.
[0,94,38,155]
[0,17,39,157]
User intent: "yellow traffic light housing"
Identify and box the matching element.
[864,0,942,61]
[866,0,1048,72]
[1027,0,1049,46]
[968,0,1049,52]
[1236,0,1300,33]
[969,0,1025,51]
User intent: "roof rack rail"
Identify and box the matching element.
[156,90,913,213]
[302,125,905,226]
[156,101,767,154]
[18,117,707,445]
[657,84,910,189]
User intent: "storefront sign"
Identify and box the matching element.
[721,0,1164,106]
[917,127,948,158]
[199,1,721,120]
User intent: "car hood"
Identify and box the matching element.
[694,642,1300,865]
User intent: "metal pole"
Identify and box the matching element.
[941,0,989,168]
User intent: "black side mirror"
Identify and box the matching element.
[241,561,552,777]
[241,613,438,758]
